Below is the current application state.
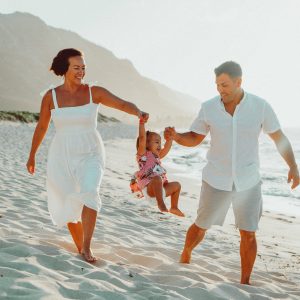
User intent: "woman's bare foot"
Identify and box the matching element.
[67,222,83,253]
[169,208,185,217]
[81,248,97,263]
[158,203,168,213]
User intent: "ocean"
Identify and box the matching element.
[163,128,300,216]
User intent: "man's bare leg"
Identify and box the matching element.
[180,223,206,263]
[240,230,257,284]
[81,205,97,263]
[67,221,83,253]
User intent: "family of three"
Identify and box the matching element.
[26,48,299,285]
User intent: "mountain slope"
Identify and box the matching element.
[0,12,199,125]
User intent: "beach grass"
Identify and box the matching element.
[0,111,119,123]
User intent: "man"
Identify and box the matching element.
[165,61,299,284]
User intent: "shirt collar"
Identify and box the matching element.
[219,90,247,111]
[239,90,247,107]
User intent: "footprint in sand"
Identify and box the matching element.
[275,217,292,223]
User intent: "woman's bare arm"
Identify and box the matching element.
[92,86,143,118]
[26,91,52,174]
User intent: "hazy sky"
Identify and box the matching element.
[1,0,300,127]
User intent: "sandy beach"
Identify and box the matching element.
[0,121,299,299]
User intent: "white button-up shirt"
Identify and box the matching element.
[190,92,281,192]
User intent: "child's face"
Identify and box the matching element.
[146,133,161,155]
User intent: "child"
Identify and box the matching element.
[133,117,185,217]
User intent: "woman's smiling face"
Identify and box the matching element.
[65,55,86,84]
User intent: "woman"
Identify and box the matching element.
[26,48,148,263]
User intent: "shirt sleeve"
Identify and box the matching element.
[262,101,281,134]
[189,105,209,135]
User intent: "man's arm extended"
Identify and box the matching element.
[165,127,206,147]
[268,129,299,189]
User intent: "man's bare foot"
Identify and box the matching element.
[169,208,185,217]
[180,249,191,263]
[81,248,97,263]
[240,278,251,285]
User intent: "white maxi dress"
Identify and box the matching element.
[46,86,105,227]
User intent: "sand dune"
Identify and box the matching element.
[0,121,299,299]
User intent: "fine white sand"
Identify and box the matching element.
[0,121,299,299]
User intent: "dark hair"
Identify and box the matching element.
[50,48,83,76]
[214,61,242,78]
[136,131,158,151]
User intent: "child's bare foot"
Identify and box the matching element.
[169,208,185,217]
[81,248,97,263]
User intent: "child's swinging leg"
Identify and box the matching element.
[147,176,168,212]
[164,182,185,217]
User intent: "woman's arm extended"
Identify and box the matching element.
[92,86,146,118]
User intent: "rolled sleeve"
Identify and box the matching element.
[262,101,281,134]
[190,106,209,135]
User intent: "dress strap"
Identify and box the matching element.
[51,88,58,109]
[88,85,93,104]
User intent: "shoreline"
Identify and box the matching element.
[164,161,300,218]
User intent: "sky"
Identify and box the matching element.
[1,0,300,127]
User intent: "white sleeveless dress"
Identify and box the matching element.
[46,86,105,227]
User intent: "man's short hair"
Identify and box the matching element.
[214,61,242,78]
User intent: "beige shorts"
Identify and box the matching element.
[195,180,263,231]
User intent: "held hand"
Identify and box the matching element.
[288,165,299,189]
[139,111,149,123]
[164,129,173,141]
[164,127,177,141]
[26,156,35,175]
